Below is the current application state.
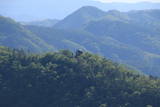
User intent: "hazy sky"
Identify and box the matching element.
[0,0,160,21]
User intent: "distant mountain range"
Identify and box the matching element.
[21,19,59,27]
[93,2,160,11]
[0,16,54,52]
[1,7,160,76]
[1,1,160,21]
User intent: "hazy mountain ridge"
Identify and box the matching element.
[1,7,160,76]
[54,6,107,30]
[0,16,55,52]
[1,1,160,21]
[21,19,59,27]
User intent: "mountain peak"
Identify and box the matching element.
[54,6,106,30]
[75,6,106,15]
[78,6,101,11]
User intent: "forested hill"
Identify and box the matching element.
[0,46,160,107]
[1,8,160,76]
[0,16,54,52]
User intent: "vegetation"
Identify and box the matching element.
[1,8,160,76]
[26,8,160,76]
[0,16,54,52]
[0,46,160,107]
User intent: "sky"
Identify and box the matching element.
[0,0,160,21]
[96,0,160,3]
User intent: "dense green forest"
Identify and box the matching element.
[0,46,160,107]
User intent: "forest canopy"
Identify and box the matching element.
[0,46,160,107]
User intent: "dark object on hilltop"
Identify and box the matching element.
[75,49,83,57]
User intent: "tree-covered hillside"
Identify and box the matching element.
[52,7,160,76]
[26,25,160,76]
[0,16,54,52]
[0,46,160,107]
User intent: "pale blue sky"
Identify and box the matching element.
[0,0,160,21]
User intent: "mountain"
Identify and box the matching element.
[52,7,160,76]
[21,19,59,27]
[27,25,160,76]
[25,26,93,51]
[94,2,160,11]
[54,6,106,30]
[1,7,160,76]
[85,10,160,54]
[0,16,54,52]
[0,47,160,107]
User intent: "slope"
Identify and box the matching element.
[0,16,54,52]
[0,47,160,107]
[54,6,106,30]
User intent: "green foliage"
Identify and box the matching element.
[0,47,160,107]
